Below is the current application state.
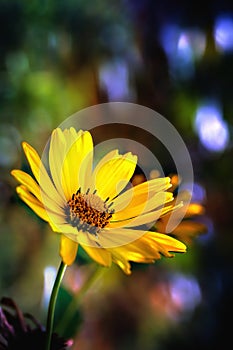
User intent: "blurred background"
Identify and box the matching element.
[1,0,233,349]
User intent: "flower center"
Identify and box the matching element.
[66,188,114,236]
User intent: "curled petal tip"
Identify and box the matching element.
[21,141,27,150]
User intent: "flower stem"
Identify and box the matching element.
[45,260,67,350]
[56,265,105,335]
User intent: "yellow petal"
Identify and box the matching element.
[82,243,112,267]
[93,151,137,201]
[98,227,186,254]
[172,221,207,243]
[11,169,62,214]
[16,185,67,229]
[16,185,49,222]
[61,130,93,200]
[110,249,132,274]
[108,229,186,275]
[22,141,41,180]
[11,170,42,201]
[113,177,171,214]
[50,225,97,248]
[186,203,205,217]
[108,230,186,274]
[49,128,90,198]
[169,174,181,192]
[22,142,63,207]
[88,149,120,193]
[92,150,119,171]
[98,227,146,248]
[109,240,158,262]
[146,231,187,255]
[63,127,78,147]
[112,191,173,223]
[60,234,78,265]
[49,128,66,199]
[109,200,183,229]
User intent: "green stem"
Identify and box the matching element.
[56,265,105,335]
[45,260,67,350]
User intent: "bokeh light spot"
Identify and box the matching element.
[169,273,202,318]
[214,15,233,52]
[42,266,56,308]
[159,25,206,80]
[194,103,229,152]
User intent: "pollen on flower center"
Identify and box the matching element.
[65,188,114,236]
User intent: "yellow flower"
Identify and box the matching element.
[156,175,207,245]
[11,128,186,274]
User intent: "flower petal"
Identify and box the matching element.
[11,169,62,214]
[16,185,66,230]
[98,225,187,252]
[108,230,186,275]
[60,235,78,265]
[82,242,112,267]
[11,170,42,201]
[98,227,146,248]
[186,203,205,217]
[164,221,207,244]
[16,185,49,222]
[145,231,187,255]
[49,224,97,247]
[61,130,93,200]
[92,151,137,201]
[49,128,67,199]
[111,191,174,223]
[113,201,183,229]
[109,250,131,274]
[22,142,63,207]
[112,177,172,216]
[109,240,158,263]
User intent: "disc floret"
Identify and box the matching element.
[66,188,114,236]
